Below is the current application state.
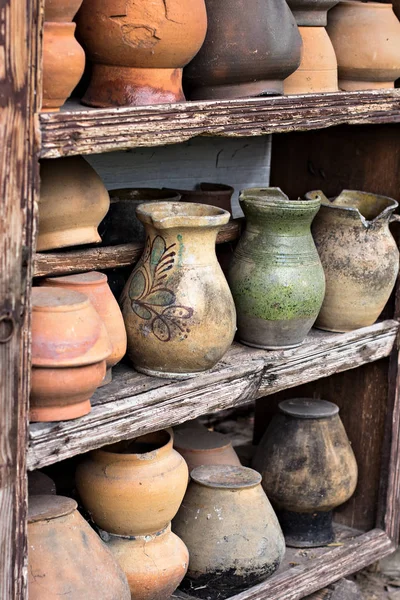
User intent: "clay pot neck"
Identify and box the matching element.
[100,523,171,542]
[136,202,230,230]
[92,430,173,465]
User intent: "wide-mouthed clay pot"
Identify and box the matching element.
[28,471,57,496]
[28,495,131,599]
[173,465,285,599]
[120,202,236,378]
[327,1,400,90]
[75,429,188,536]
[75,0,207,107]
[287,0,338,25]
[45,0,83,22]
[173,425,241,472]
[308,189,400,331]
[164,183,234,214]
[252,399,358,547]
[38,157,110,251]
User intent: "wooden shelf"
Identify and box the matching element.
[39,90,400,159]
[28,319,398,470]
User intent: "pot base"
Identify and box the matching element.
[339,79,395,91]
[278,509,334,548]
[134,365,206,380]
[29,398,91,422]
[238,338,303,351]
[189,79,284,100]
[36,226,101,252]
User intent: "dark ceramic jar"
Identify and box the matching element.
[287,0,338,26]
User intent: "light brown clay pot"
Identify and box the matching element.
[327,1,400,90]
[42,272,127,384]
[38,157,110,251]
[120,202,236,379]
[45,0,83,22]
[173,425,241,472]
[28,495,131,600]
[75,429,189,536]
[284,27,338,94]
[75,0,207,107]
[101,524,189,600]
[28,471,57,495]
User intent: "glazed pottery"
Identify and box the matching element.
[76,0,207,107]
[42,272,127,384]
[308,190,400,332]
[28,471,57,495]
[28,495,131,599]
[45,0,83,22]
[101,524,189,600]
[184,0,302,99]
[38,157,110,251]
[120,202,236,378]
[228,188,325,350]
[327,1,400,90]
[284,27,338,94]
[75,429,188,535]
[164,184,234,215]
[173,425,241,472]
[287,0,338,25]
[173,465,285,599]
[252,399,358,547]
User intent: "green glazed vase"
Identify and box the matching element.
[228,188,326,349]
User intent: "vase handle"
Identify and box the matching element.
[390,214,400,224]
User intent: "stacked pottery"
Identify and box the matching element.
[42,0,85,111]
[30,287,112,422]
[75,429,189,600]
[173,424,241,472]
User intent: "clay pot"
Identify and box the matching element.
[173,465,285,599]
[42,272,127,384]
[228,188,325,350]
[101,524,189,600]
[45,0,83,21]
[120,202,236,378]
[308,190,400,332]
[75,0,207,107]
[184,0,302,100]
[164,184,234,215]
[173,425,241,472]
[287,0,338,25]
[327,1,400,91]
[38,157,110,251]
[75,429,188,536]
[28,471,57,496]
[252,399,358,547]
[284,27,338,94]
[28,495,131,599]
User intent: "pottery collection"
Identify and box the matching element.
[173,424,241,472]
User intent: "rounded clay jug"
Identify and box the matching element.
[120,202,236,378]
[173,465,285,599]
[252,399,358,547]
[184,0,302,100]
[28,495,131,600]
[76,0,207,107]
[308,189,400,332]
[327,1,400,90]
[228,188,325,350]
[75,429,188,536]
[173,425,241,473]
[286,0,338,25]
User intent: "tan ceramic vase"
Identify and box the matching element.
[28,495,131,599]
[75,0,207,107]
[327,1,400,90]
[284,27,338,94]
[173,465,285,599]
[173,425,241,473]
[76,429,188,536]
[42,272,127,384]
[308,190,400,332]
[38,157,110,251]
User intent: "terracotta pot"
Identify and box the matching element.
[252,399,358,547]
[184,0,302,100]
[75,0,207,107]
[164,184,234,215]
[45,0,83,21]
[286,0,338,25]
[75,429,188,536]
[42,272,127,384]
[173,465,285,599]
[38,157,110,251]
[120,202,236,378]
[173,425,241,473]
[284,27,338,94]
[307,190,400,332]
[327,1,400,91]
[28,471,57,496]
[28,495,131,599]
[101,524,189,600]
[228,188,325,350]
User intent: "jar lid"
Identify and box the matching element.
[28,495,77,523]
[32,287,90,312]
[279,398,339,419]
[43,272,107,286]
[190,465,261,489]
[174,427,231,451]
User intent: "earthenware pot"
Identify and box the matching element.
[42,272,127,385]
[284,27,338,94]
[184,0,302,99]
[45,0,83,21]
[327,1,400,90]
[287,0,338,25]
[76,429,188,535]
[228,188,325,350]
[28,495,131,600]
[38,157,110,251]
[120,202,236,378]
[100,524,189,600]
[173,425,241,472]
[252,399,358,547]
[308,190,400,332]
[28,471,57,496]
[164,184,234,215]
[76,0,207,107]
[173,465,285,599]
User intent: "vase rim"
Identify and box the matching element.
[240,187,321,209]
[42,271,108,287]
[32,287,91,312]
[190,465,261,489]
[92,429,173,463]
[279,398,339,419]
[335,1,394,8]
[306,189,398,225]
[136,201,230,229]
